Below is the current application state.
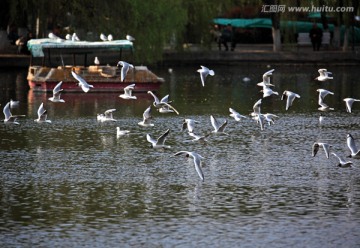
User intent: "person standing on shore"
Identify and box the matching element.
[218,24,233,51]
[309,23,323,51]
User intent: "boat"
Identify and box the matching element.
[26,38,164,92]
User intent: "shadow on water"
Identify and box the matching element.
[0,65,360,247]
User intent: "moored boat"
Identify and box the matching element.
[26,38,164,92]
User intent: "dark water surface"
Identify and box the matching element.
[0,65,360,247]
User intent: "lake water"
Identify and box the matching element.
[1,64,360,247]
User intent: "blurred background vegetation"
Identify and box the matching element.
[0,0,358,63]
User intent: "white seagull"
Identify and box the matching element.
[312,142,332,159]
[229,108,247,121]
[116,127,130,136]
[251,99,262,116]
[257,69,275,87]
[173,151,205,182]
[182,118,199,133]
[3,102,25,124]
[100,33,108,41]
[71,69,94,93]
[343,98,360,113]
[34,102,51,123]
[119,84,137,100]
[94,57,100,65]
[48,32,61,40]
[317,89,334,111]
[65,34,71,40]
[72,33,80,41]
[117,61,134,82]
[147,129,171,149]
[261,84,278,98]
[197,65,215,87]
[147,91,179,115]
[107,34,113,41]
[210,115,228,134]
[331,152,353,168]
[347,134,360,158]
[138,106,154,127]
[126,34,135,41]
[97,109,116,122]
[281,90,300,110]
[188,132,210,143]
[315,68,333,81]
[48,81,65,103]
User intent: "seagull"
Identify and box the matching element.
[65,34,71,40]
[182,118,199,133]
[229,108,247,121]
[117,61,134,82]
[119,84,137,100]
[48,81,65,103]
[317,89,334,111]
[126,34,135,41]
[257,69,275,87]
[312,142,332,159]
[331,153,353,168]
[173,151,205,182]
[281,90,300,110]
[3,102,25,125]
[263,113,279,126]
[100,33,108,41]
[72,33,80,41]
[94,57,100,65]
[343,98,360,113]
[315,69,333,81]
[147,129,171,149]
[71,69,94,93]
[48,32,61,40]
[147,91,179,115]
[261,84,278,98]
[158,105,175,113]
[197,65,215,87]
[116,127,130,136]
[188,132,210,143]
[34,102,51,123]
[107,34,113,41]
[97,109,116,122]
[251,99,262,116]
[138,106,154,127]
[347,134,360,158]
[10,99,19,108]
[210,115,228,134]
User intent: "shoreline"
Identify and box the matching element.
[0,44,359,68]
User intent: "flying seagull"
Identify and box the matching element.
[3,102,25,125]
[281,90,300,110]
[147,129,171,149]
[312,142,332,159]
[197,65,215,87]
[147,91,179,115]
[343,98,360,113]
[315,68,333,81]
[34,102,51,123]
[138,106,154,127]
[48,81,65,103]
[119,84,137,100]
[71,69,94,93]
[331,152,353,168]
[117,61,134,82]
[173,151,205,182]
